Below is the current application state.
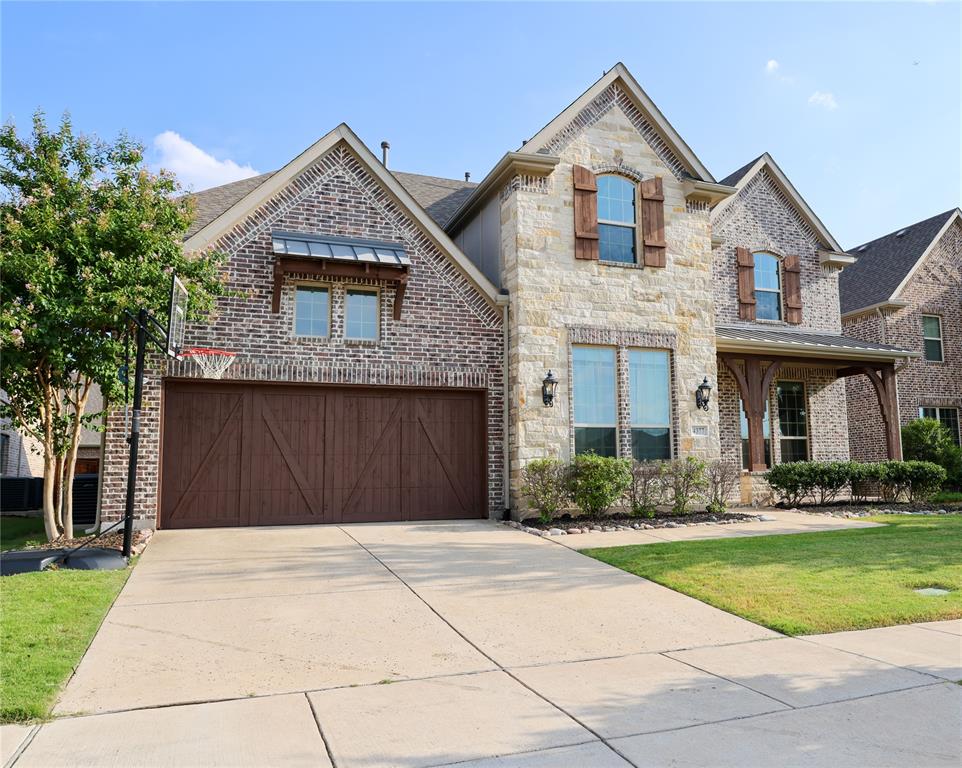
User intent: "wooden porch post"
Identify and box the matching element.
[720,355,781,472]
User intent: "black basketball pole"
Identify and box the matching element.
[122,309,148,559]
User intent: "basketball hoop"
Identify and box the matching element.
[181,347,237,380]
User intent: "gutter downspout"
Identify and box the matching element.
[495,293,511,519]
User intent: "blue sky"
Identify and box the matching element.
[3,2,959,246]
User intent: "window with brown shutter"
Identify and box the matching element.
[640,177,666,268]
[783,254,803,324]
[736,247,756,321]
[573,165,599,260]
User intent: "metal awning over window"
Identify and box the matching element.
[272,231,411,267]
[270,231,410,317]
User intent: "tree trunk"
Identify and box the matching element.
[40,374,61,541]
[61,378,93,536]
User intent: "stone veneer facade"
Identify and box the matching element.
[99,142,505,526]
[710,166,851,491]
[498,89,719,513]
[844,216,962,459]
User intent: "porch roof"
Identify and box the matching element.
[715,326,919,363]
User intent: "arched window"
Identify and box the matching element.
[597,175,637,264]
[754,252,782,321]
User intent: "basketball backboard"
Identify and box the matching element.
[167,275,188,359]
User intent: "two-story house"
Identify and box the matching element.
[99,63,917,528]
[841,209,962,457]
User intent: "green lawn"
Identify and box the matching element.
[584,515,962,635]
[1,567,132,722]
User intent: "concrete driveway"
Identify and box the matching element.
[8,520,960,768]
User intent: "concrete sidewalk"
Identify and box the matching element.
[8,519,960,768]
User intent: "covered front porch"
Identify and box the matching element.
[714,327,919,505]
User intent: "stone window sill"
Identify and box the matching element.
[599,260,646,270]
[344,338,379,347]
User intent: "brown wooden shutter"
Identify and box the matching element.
[736,247,756,321]
[783,254,803,324]
[573,165,599,260]
[640,177,666,267]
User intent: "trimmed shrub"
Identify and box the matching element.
[520,458,570,524]
[663,457,708,516]
[627,461,666,518]
[882,460,946,502]
[704,460,741,515]
[764,461,818,507]
[849,462,881,504]
[902,418,962,489]
[810,461,852,505]
[568,453,632,518]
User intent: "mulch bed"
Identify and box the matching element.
[518,510,762,535]
[21,529,152,555]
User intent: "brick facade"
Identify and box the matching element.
[844,216,962,459]
[100,142,504,526]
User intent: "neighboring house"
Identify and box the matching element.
[99,63,920,529]
[841,209,962,458]
[0,386,104,478]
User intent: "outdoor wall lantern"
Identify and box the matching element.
[695,377,712,411]
[542,370,559,407]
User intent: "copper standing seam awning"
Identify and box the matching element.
[715,326,920,470]
[270,231,411,317]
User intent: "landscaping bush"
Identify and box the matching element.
[881,460,946,503]
[810,461,852,505]
[704,460,741,515]
[849,462,881,504]
[520,458,570,524]
[567,453,632,518]
[902,418,962,489]
[627,460,666,518]
[765,461,818,507]
[663,457,708,516]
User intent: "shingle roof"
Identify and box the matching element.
[716,326,917,359]
[182,169,475,238]
[184,172,276,238]
[717,155,764,188]
[839,209,958,315]
[392,172,476,227]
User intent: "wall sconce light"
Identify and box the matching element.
[695,377,712,411]
[542,370,559,407]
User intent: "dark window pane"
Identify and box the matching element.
[599,224,636,264]
[575,427,617,457]
[756,291,781,321]
[777,382,807,438]
[632,428,670,461]
[780,440,808,463]
[924,338,943,362]
[922,315,942,339]
[939,409,960,446]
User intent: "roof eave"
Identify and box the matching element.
[683,179,737,207]
[715,336,920,362]
[818,250,857,269]
[840,299,910,321]
[444,151,560,234]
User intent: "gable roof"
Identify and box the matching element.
[391,172,476,228]
[711,153,843,253]
[839,208,960,316]
[182,123,500,306]
[183,169,473,237]
[518,62,715,182]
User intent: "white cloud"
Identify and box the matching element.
[152,131,258,190]
[808,91,839,110]
[765,59,780,74]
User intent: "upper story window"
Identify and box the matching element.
[345,288,379,341]
[754,253,782,321]
[597,176,637,264]
[572,346,617,457]
[294,286,330,337]
[922,315,943,362]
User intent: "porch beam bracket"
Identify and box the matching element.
[720,354,781,472]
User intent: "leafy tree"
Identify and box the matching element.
[902,418,962,489]
[0,111,226,540]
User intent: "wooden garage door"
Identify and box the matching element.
[160,382,486,529]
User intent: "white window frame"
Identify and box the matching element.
[776,380,809,463]
[919,406,961,445]
[292,283,331,338]
[572,344,619,457]
[921,314,944,362]
[628,348,673,461]
[753,252,783,322]
[344,286,381,341]
[597,175,639,265]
